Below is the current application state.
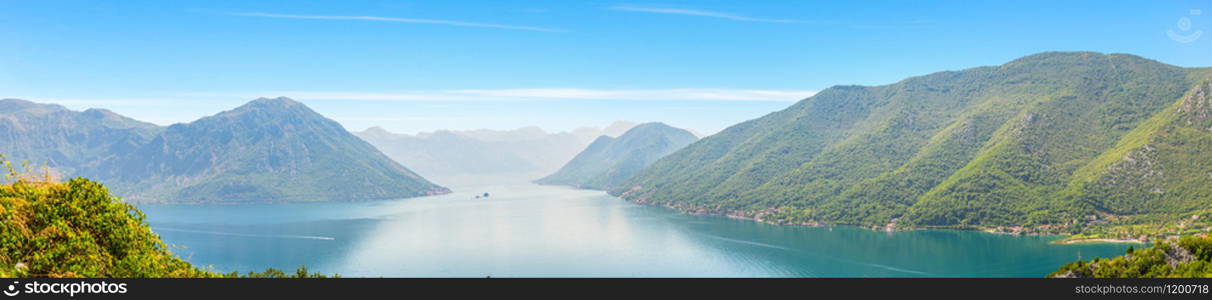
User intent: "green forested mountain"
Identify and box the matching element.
[536,122,698,190]
[0,97,448,203]
[610,52,1212,232]
[1062,78,1212,215]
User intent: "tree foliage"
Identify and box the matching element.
[1050,236,1212,278]
[0,157,334,278]
[0,157,212,277]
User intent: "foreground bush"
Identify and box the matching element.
[0,158,339,278]
[0,159,213,278]
[1049,235,1212,278]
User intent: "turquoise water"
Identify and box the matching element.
[138,183,1132,277]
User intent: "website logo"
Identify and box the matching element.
[11,281,127,297]
[3,281,17,297]
[1168,9,1203,43]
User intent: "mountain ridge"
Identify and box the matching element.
[1,96,449,203]
[354,121,637,184]
[536,122,698,190]
[610,51,1212,235]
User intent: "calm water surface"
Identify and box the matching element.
[138,183,1131,277]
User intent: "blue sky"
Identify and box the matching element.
[2,0,1210,134]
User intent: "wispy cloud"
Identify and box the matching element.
[37,89,817,108]
[33,97,224,108]
[254,88,817,102]
[229,12,565,32]
[608,5,934,29]
[609,5,801,23]
[447,88,817,101]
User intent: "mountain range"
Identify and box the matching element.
[5,51,1209,235]
[354,121,636,185]
[536,122,698,190]
[0,97,448,203]
[610,51,1212,232]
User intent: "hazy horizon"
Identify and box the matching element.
[4,1,1209,134]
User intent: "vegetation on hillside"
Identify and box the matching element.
[226,266,336,278]
[1050,235,1212,278]
[610,52,1212,237]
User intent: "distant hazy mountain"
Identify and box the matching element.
[354,121,636,184]
[536,122,698,190]
[0,98,162,176]
[355,127,543,182]
[1,97,448,203]
[610,52,1212,231]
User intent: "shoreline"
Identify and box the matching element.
[618,194,1109,240]
[1053,238,1146,245]
[610,187,1181,244]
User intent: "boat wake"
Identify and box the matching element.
[153,227,337,241]
[697,233,795,251]
[697,233,932,276]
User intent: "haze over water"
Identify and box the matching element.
[137,181,1133,277]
